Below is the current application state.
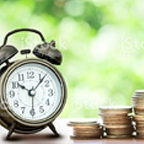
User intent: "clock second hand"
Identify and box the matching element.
[29,87,36,118]
[32,95,35,118]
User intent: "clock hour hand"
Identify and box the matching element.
[18,82,29,91]
[34,74,47,90]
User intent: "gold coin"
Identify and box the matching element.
[101,119,131,124]
[136,129,144,134]
[106,134,132,139]
[106,128,133,135]
[132,105,144,109]
[74,129,103,135]
[69,120,97,125]
[134,109,144,115]
[133,115,144,121]
[99,106,132,114]
[103,120,131,124]
[103,122,132,125]
[70,135,101,140]
[132,96,144,99]
[132,97,144,100]
[101,115,131,120]
[103,124,133,129]
[74,132,102,137]
[132,100,144,103]
[135,112,144,115]
[136,135,144,139]
[98,113,128,117]
[67,123,100,128]
[136,123,144,128]
[74,130,103,133]
[132,104,144,107]
[73,127,103,132]
[134,90,144,95]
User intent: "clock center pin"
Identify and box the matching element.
[29,89,36,97]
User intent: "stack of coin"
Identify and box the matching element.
[132,90,144,115]
[67,120,103,139]
[99,106,133,138]
[133,115,144,138]
[132,90,144,138]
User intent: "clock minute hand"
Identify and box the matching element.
[34,74,47,90]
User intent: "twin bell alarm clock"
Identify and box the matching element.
[0,28,67,140]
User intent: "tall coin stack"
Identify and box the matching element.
[132,90,144,138]
[67,120,103,139]
[99,106,133,139]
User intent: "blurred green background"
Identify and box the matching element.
[0,0,144,118]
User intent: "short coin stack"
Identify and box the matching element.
[132,90,144,138]
[99,106,133,139]
[67,120,103,139]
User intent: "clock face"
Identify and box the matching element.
[5,63,62,122]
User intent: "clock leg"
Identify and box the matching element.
[48,123,59,136]
[6,121,17,140]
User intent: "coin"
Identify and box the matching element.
[134,108,144,115]
[74,130,103,134]
[134,90,144,95]
[67,123,100,128]
[67,121,103,139]
[133,115,144,121]
[106,128,133,135]
[74,132,102,137]
[73,127,103,132]
[132,99,144,102]
[69,120,97,124]
[103,122,132,125]
[136,129,144,134]
[70,135,101,140]
[106,134,132,139]
[136,135,144,139]
[99,106,132,114]
[136,123,144,128]
[132,105,144,109]
[98,113,128,117]
[102,118,131,124]
[132,96,144,99]
[100,115,131,120]
[103,124,133,129]
[74,129,103,136]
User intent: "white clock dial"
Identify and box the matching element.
[5,63,61,121]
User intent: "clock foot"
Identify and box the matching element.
[48,123,59,136]
[6,122,17,140]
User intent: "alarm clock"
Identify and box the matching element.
[0,29,67,140]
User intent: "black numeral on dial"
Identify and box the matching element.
[39,106,44,113]
[18,74,24,81]
[45,80,49,87]
[27,71,34,79]
[21,107,26,114]
[30,108,35,116]
[45,99,50,106]
[48,89,53,96]
[12,82,19,89]
[14,100,19,107]
[9,90,15,98]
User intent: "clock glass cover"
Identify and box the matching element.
[5,63,61,122]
